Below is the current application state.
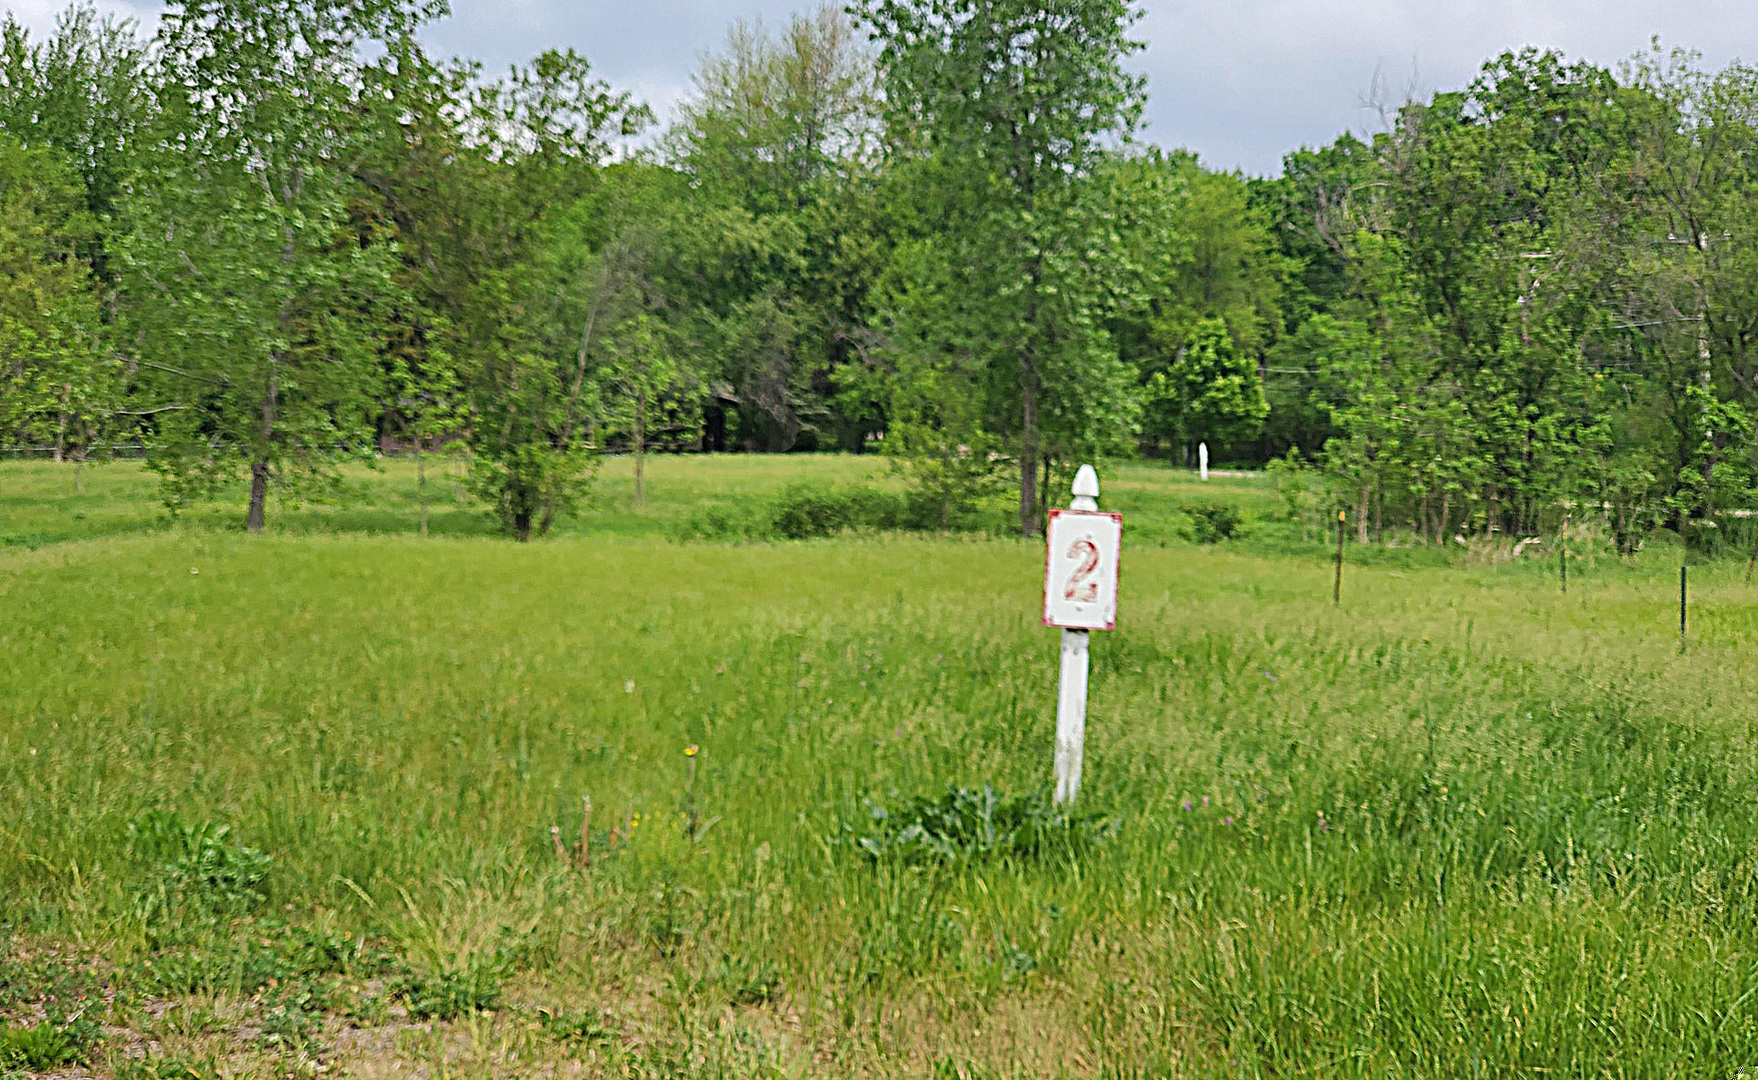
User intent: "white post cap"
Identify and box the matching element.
[1072,464,1099,499]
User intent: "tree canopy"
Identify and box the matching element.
[6,1,1758,550]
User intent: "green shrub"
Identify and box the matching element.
[769,484,854,539]
[769,484,904,539]
[1265,449,1330,539]
[468,443,597,541]
[841,486,905,531]
[1185,502,1243,543]
[677,503,758,541]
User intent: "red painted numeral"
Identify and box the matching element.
[1064,538,1100,602]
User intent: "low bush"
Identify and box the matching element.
[677,481,997,541]
[1185,502,1243,543]
[769,484,905,539]
[677,503,760,541]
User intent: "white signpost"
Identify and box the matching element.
[1043,464,1121,803]
[1199,442,1210,482]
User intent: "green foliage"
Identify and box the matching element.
[1143,316,1269,456]
[858,0,1145,534]
[1265,448,1331,539]
[0,3,147,259]
[536,1006,618,1045]
[0,132,112,458]
[841,785,1121,865]
[388,957,506,1019]
[112,1054,217,1080]
[117,0,425,531]
[679,476,1013,541]
[677,501,762,542]
[662,8,882,454]
[1184,502,1243,543]
[449,54,654,537]
[468,443,598,542]
[12,0,1758,562]
[126,809,272,916]
[1106,151,1289,462]
[768,482,901,539]
[0,1015,98,1071]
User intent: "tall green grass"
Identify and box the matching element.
[3,458,1757,1076]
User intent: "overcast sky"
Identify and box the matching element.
[7,0,1753,175]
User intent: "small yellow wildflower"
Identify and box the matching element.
[684,744,699,758]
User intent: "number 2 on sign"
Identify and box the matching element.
[1064,539,1100,602]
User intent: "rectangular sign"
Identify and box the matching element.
[1043,508,1122,630]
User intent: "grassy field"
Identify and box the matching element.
[5,456,1758,1078]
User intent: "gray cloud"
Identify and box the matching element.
[8,0,1752,174]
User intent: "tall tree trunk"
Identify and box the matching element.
[1357,486,1369,544]
[247,459,270,532]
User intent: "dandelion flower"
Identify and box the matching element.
[684,745,698,758]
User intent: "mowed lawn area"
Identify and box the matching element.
[5,456,1758,1077]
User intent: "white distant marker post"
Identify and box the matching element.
[1199,442,1209,482]
[1043,465,1122,804]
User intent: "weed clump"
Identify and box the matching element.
[113,1054,216,1080]
[0,1013,99,1072]
[127,809,272,918]
[536,1006,618,1045]
[388,957,505,1019]
[840,785,1120,865]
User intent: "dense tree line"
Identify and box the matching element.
[2,0,1755,546]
